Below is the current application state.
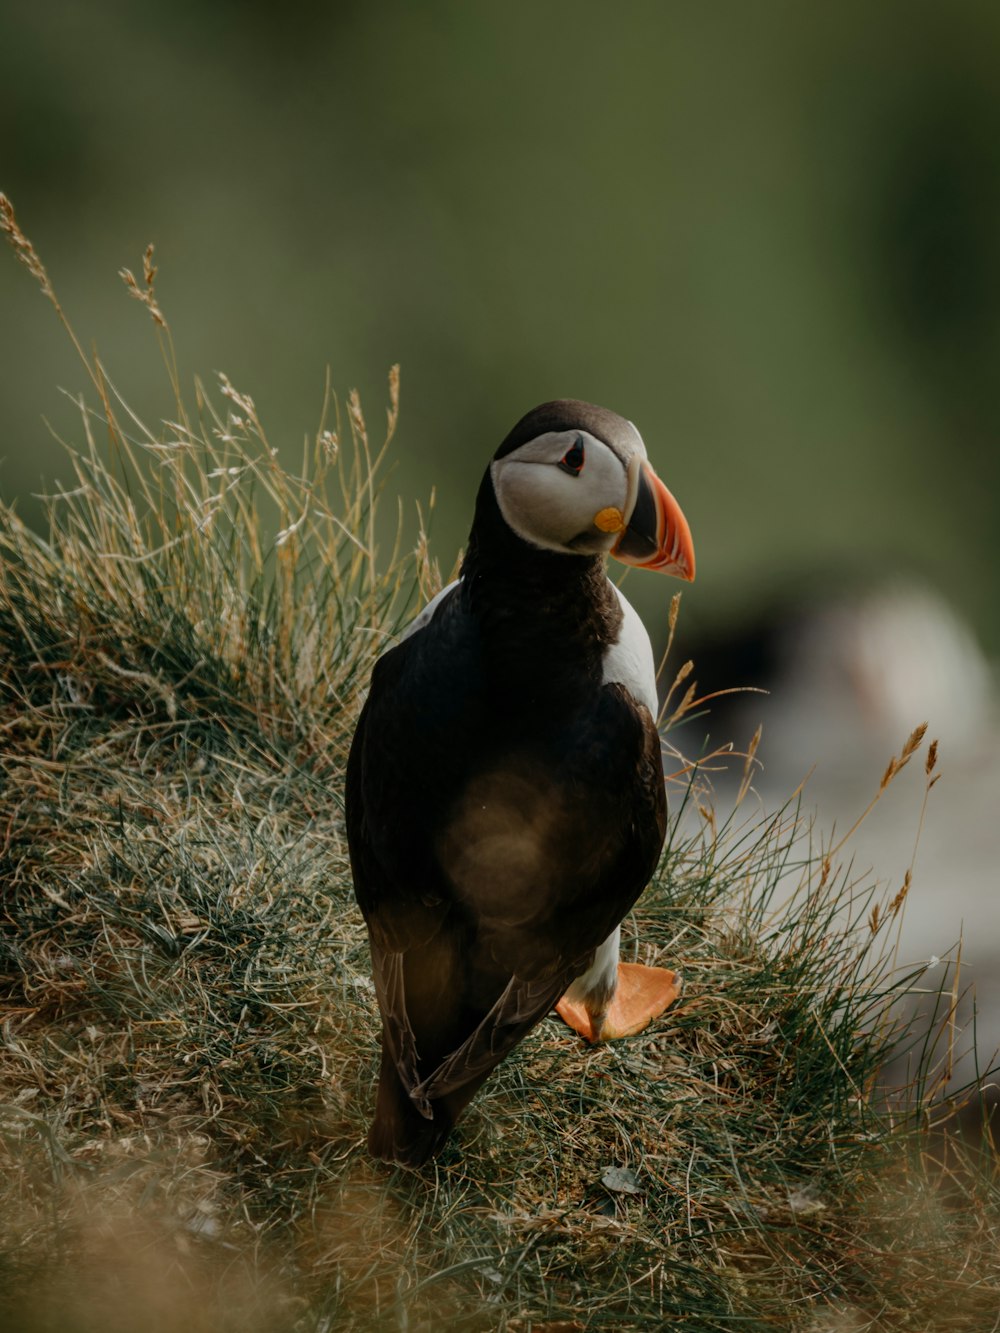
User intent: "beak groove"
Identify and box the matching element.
[612,461,695,581]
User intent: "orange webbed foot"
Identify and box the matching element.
[556,963,682,1043]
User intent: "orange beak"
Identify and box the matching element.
[612,460,695,581]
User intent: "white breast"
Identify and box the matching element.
[602,582,658,716]
[398,578,461,642]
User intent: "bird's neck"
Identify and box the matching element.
[459,476,622,681]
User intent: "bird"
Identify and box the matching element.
[346,399,696,1165]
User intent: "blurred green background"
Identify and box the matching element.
[3,0,1000,652]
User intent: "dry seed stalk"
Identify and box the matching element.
[658,659,695,727]
[654,591,684,700]
[889,870,911,918]
[119,243,166,328]
[831,721,930,859]
[386,363,401,442]
[0,192,53,297]
[735,723,763,808]
[1,193,96,385]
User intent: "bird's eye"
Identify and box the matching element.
[558,436,585,476]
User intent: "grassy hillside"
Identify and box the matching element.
[1,197,998,1331]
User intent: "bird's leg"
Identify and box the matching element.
[555,929,682,1042]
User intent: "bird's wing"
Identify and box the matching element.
[369,945,424,1113]
[346,669,451,954]
[347,640,580,1112]
[369,938,569,1116]
[407,969,569,1108]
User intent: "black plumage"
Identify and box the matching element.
[346,401,687,1165]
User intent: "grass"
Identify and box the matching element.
[1,194,999,1331]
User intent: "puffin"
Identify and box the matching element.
[346,399,696,1165]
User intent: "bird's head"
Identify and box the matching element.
[487,399,695,580]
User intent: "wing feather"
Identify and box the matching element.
[410,970,569,1104]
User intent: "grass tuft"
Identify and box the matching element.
[1,196,998,1330]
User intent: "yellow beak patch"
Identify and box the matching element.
[593,506,626,534]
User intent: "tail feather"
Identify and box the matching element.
[367,1044,451,1165]
[367,1041,494,1166]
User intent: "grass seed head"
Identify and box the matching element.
[926,738,939,775]
[119,243,166,328]
[1,191,54,297]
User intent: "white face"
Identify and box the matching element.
[490,428,647,556]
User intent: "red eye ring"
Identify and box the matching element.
[558,436,585,476]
